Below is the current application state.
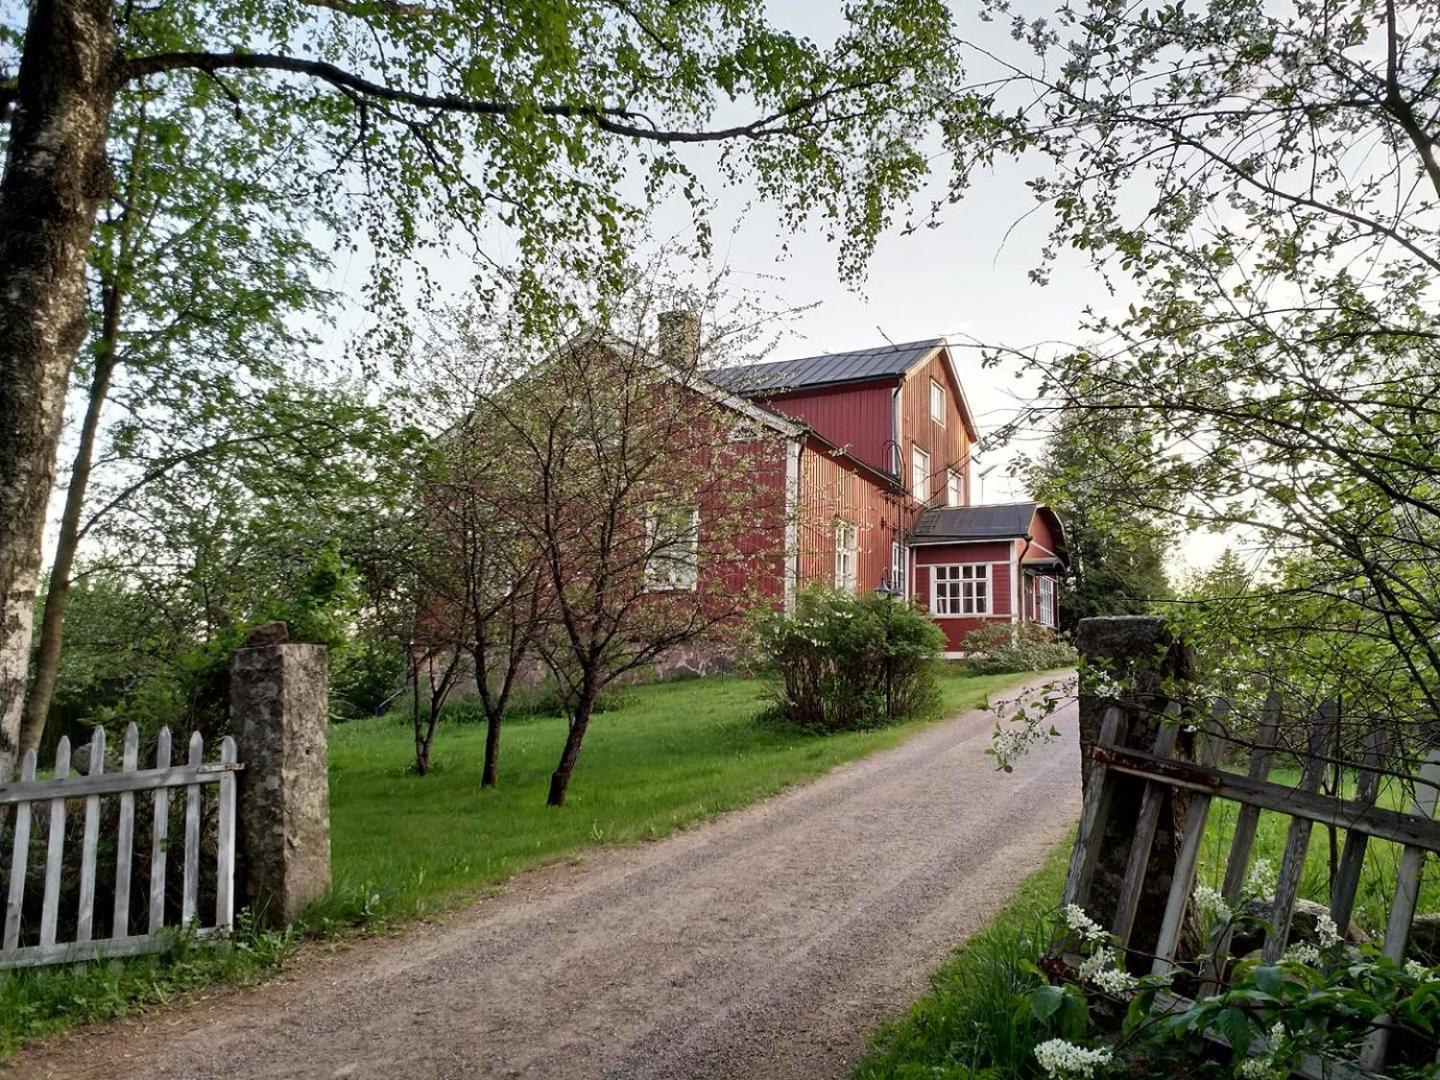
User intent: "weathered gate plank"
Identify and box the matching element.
[1151,701,1226,976]
[112,723,139,939]
[149,727,172,936]
[75,726,107,944]
[3,751,37,951]
[1262,703,1336,963]
[38,738,71,948]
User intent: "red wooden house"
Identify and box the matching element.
[691,326,1068,656]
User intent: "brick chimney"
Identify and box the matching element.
[657,309,701,368]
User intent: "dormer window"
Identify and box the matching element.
[930,379,946,426]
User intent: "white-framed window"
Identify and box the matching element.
[911,445,930,499]
[1038,575,1057,627]
[932,564,990,616]
[644,505,699,590]
[834,520,858,592]
[930,378,946,425]
[891,541,906,597]
[946,470,963,507]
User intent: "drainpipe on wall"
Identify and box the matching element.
[783,436,803,612]
[1012,534,1033,638]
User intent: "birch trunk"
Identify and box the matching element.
[0,0,117,776]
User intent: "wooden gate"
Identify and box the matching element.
[1063,695,1440,1075]
[0,724,241,970]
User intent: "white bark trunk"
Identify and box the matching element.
[0,0,116,775]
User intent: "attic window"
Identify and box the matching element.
[911,445,930,499]
[947,470,963,507]
[930,379,946,426]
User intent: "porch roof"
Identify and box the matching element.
[910,502,1069,565]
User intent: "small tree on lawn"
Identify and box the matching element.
[442,290,797,807]
[420,418,548,788]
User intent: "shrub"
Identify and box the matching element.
[755,588,945,732]
[962,622,1078,675]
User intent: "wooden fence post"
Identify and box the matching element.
[1073,615,1197,961]
[231,624,331,927]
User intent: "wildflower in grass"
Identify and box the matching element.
[1192,884,1231,922]
[1062,904,1108,945]
[1034,1038,1113,1078]
[1283,942,1320,966]
[1405,959,1436,981]
[1245,859,1277,897]
[1315,912,1341,950]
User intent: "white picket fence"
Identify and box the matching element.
[0,724,241,970]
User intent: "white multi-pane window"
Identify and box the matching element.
[932,564,990,616]
[834,520,858,592]
[1037,575,1057,627]
[930,378,946,425]
[644,506,699,590]
[911,445,930,499]
[890,541,906,597]
[946,470,963,507]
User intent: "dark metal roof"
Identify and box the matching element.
[708,338,944,396]
[911,502,1040,543]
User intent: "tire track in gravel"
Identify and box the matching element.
[11,676,1079,1080]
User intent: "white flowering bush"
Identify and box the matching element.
[1031,867,1440,1076]
[962,621,1079,674]
[1108,866,1440,1074]
[1034,1038,1113,1078]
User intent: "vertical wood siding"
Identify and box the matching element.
[755,382,898,476]
[795,436,904,592]
[897,348,971,505]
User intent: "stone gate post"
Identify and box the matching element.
[230,623,331,926]
[1074,615,1196,960]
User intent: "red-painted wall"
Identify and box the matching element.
[1024,508,1063,563]
[912,540,1018,651]
[755,382,898,477]
[897,348,971,505]
[796,435,904,592]
[698,429,791,607]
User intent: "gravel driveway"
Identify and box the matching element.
[13,676,1080,1080]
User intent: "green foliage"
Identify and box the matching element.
[754,589,945,733]
[5,0,967,347]
[962,623,1078,676]
[1025,413,1172,630]
[857,840,1073,1079]
[945,0,1440,735]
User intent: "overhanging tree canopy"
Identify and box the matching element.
[0,0,963,776]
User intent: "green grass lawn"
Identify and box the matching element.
[316,668,1033,923]
[0,666,1040,1057]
